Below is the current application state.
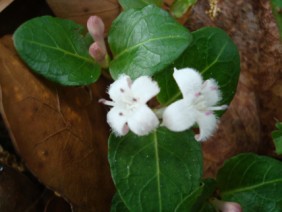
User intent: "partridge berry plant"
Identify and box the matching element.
[13,1,282,211]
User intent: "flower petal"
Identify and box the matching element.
[131,76,160,103]
[127,105,159,136]
[162,99,196,132]
[173,67,203,100]
[201,79,222,106]
[108,75,132,103]
[107,107,129,136]
[195,111,217,141]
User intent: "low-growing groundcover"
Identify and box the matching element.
[0,0,281,211]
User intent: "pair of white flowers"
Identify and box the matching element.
[99,68,227,142]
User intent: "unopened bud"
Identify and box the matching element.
[87,16,105,42]
[211,198,242,212]
[89,42,106,62]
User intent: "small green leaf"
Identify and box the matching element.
[14,16,100,86]
[155,27,240,107]
[171,0,197,18]
[108,128,202,211]
[118,0,162,10]
[108,5,192,80]
[217,153,282,211]
[272,122,282,155]
[111,193,129,212]
[270,0,282,39]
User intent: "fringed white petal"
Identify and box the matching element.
[131,76,160,103]
[162,99,196,132]
[108,75,131,103]
[195,111,217,141]
[107,107,129,136]
[201,79,222,106]
[127,105,159,136]
[173,67,203,100]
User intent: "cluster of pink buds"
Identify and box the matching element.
[87,16,109,68]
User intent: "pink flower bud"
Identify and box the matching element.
[87,16,105,42]
[86,16,109,68]
[89,42,106,62]
[211,198,242,212]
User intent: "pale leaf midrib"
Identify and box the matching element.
[222,178,282,197]
[114,35,188,60]
[22,39,93,63]
[153,131,162,212]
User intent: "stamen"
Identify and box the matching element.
[195,92,201,97]
[132,98,137,102]
[98,98,115,106]
[209,105,228,111]
[119,112,123,116]
[120,88,124,93]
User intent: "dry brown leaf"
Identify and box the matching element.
[46,0,121,32]
[0,165,45,212]
[0,36,114,211]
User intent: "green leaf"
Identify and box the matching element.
[270,0,282,39]
[111,193,129,212]
[175,185,203,211]
[171,0,197,18]
[155,27,240,107]
[14,16,100,86]
[118,0,162,10]
[192,179,217,212]
[108,5,192,80]
[217,153,282,211]
[108,128,202,211]
[272,122,282,155]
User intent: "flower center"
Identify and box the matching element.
[193,92,207,111]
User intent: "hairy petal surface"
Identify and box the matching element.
[108,75,131,103]
[195,111,217,141]
[173,67,203,100]
[127,105,159,136]
[162,99,196,132]
[131,76,160,103]
[202,79,222,106]
[107,107,129,136]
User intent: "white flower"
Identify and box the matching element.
[162,67,228,141]
[100,75,160,136]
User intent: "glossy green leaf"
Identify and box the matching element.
[272,122,282,155]
[111,193,129,212]
[108,128,202,211]
[171,0,197,18]
[270,0,282,39]
[217,153,282,211]
[14,16,100,86]
[108,5,192,80]
[118,0,162,10]
[155,27,240,107]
